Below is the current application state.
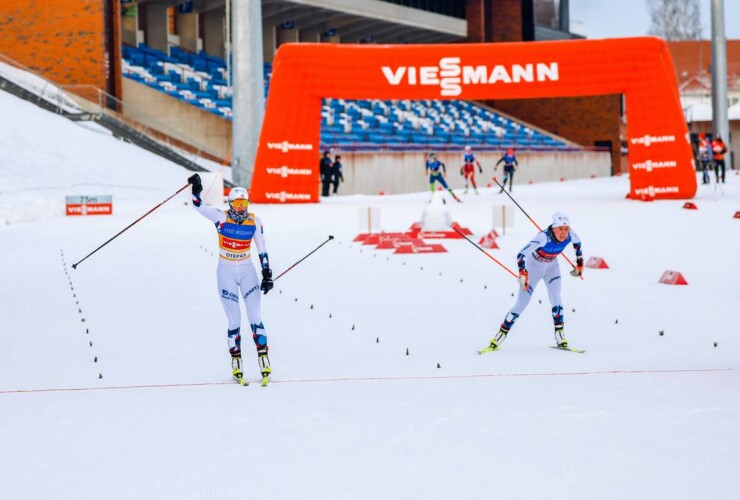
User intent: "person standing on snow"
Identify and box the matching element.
[460,145,483,194]
[711,135,728,184]
[319,151,333,197]
[495,148,519,192]
[697,132,711,185]
[482,212,583,352]
[330,155,344,194]
[188,174,274,386]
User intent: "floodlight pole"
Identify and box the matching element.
[231,0,265,188]
[711,0,731,166]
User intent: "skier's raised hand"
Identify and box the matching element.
[188,174,202,196]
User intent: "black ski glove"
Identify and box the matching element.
[188,174,202,196]
[570,257,584,277]
[260,267,274,295]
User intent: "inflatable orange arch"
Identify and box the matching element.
[251,37,696,202]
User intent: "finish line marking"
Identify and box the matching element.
[0,368,732,395]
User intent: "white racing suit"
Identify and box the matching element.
[500,227,582,337]
[193,195,269,359]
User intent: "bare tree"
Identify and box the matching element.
[647,0,702,40]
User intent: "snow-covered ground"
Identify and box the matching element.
[1,88,739,500]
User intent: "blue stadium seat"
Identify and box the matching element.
[122,43,575,143]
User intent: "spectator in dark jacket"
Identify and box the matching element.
[319,151,333,197]
[331,155,344,194]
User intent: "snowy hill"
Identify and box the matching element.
[1,88,739,500]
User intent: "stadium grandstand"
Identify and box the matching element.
[121,41,574,151]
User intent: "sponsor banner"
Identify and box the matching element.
[376,238,425,249]
[381,59,559,97]
[629,134,676,147]
[360,232,407,245]
[220,237,251,252]
[251,38,697,202]
[65,195,112,216]
[407,230,465,240]
[266,141,314,153]
[632,185,681,197]
[632,160,678,172]
[265,166,313,178]
[263,191,313,203]
[394,244,448,254]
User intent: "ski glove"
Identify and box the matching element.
[570,258,584,277]
[517,269,529,290]
[188,174,203,196]
[260,267,274,295]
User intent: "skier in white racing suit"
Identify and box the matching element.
[188,174,273,385]
[486,212,583,350]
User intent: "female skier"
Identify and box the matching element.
[482,212,583,352]
[188,174,274,386]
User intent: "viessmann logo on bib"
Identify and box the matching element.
[265,191,312,202]
[381,57,560,97]
[266,166,312,178]
[267,141,314,153]
[632,160,677,172]
[630,134,676,147]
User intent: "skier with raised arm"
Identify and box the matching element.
[188,174,274,386]
[480,212,584,353]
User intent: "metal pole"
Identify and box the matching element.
[559,0,569,32]
[225,0,231,87]
[711,0,730,162]
[231,0,265,188]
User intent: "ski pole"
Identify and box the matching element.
[451,227,518,279]
[274,235,334,282]
[492,177,583,280]
[72,183,191,269]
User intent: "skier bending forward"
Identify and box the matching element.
[486,212,583,350]
[188,174,274,386]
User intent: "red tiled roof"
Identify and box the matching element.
[667,40,740,85]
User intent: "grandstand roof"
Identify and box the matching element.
[136,0,466,44]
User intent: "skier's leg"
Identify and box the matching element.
[491,261,545,346]
[508,170,514,191]
[240,265,270,379]
[217,265,245,378]
[544,262,567,346]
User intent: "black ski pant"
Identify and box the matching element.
[714,159,726,183]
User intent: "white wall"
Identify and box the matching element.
[336,151,612,195]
